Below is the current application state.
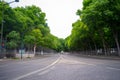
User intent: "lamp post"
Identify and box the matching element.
[0,0,19,58]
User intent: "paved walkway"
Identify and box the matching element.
[70,53,120,60]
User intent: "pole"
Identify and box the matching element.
[0,0,4,53]
[0,0,19,57]
[20,33,24,59]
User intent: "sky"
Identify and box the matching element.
[6,0,83,38]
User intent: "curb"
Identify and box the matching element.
[71,54,120,60]
[0,55,52,62]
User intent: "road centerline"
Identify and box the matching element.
[13,56,61,80]
[38,66,55,75]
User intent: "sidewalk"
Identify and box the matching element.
[0,58,12,62]
[71,53,120,60]
[0,54,51,62]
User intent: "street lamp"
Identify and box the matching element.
[15,0,19,2]
[0,0,19,58]
[6,0,19,4]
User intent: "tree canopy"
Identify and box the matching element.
[65,0,120,56]
[0,1,64,52]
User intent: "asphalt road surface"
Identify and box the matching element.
[0,53,120,80]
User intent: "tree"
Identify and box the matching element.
[75,0,119,55]
[0,2,65,55]
[66,0,120,56]
[65,20,90,51]
[6,31,20,49]
[24,35,35,52]
[30,29,43,54]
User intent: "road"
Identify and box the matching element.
[0,53,120,80]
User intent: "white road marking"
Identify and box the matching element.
[38,66,55,75]
[106,67,120,71]
[38,69,51,76]
[13,57,60,80]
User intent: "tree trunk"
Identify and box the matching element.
[99,31,107,56]
[114,33,120,56]
[102,38,107,56]
[34,44,36,55]
[27,45,30,57]
[88,43,92,55]
[93,40,97,55]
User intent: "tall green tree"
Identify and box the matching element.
[66,0,120,56]
[0,1,66,54]
[6,31,20,49]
